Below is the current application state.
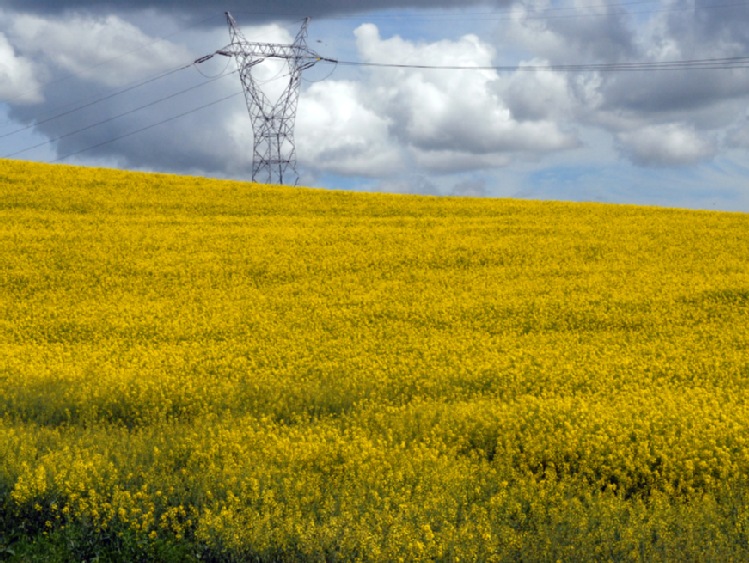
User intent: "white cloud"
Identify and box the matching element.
[296,80,403,176]
[2,2,749,210]
[502,62,575,121]
[7,13,191,87]
[499,0,749,150]
[616,123,716,166]
[0,32,42,103]
[350,24,578,170]
[506,1,635,64]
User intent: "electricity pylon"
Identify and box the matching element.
[197,12,323,184]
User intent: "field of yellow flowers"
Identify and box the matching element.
[1,158,749,561]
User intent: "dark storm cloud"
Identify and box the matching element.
[2,0,501,21]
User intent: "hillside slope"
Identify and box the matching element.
[2,159,749,561]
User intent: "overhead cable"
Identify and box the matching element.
[0,63,196,140]
[3,71,236,159]
[52,90,244,163]
[229,0,749,22]
[0,12,222,110]
[322,55,749,72]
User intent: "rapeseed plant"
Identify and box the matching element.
[1,158,749,560]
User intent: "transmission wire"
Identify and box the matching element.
[322,55,749,72]
[0,63,198,139]
[3,71,237,159]
[229,0,749,22]
[0,12,222,113]
[52,90,244,163]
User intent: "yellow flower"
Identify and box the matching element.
[2,158,749,560]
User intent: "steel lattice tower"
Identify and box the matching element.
[204,12,322,184]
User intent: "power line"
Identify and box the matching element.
[6,6,749,171]
[229,1,656,20]
[52,90,244,163]
[229,0,749,23]
[0,63,196,140]
[4,1,747,138]
[519,0,749,22]
[0,12,222,112]
[3,71,237,159]
[322,55,749,73]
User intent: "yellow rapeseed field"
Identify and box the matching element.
[1,158,749,561]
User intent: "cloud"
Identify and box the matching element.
[506,1,635,64]
[2,0,749,210]
[596,2,749,117]
[353,24,578,167]
[616,123,717,166]
[450,177,488,197]
[694,0,749,51]
[591,0,749,121]
[0,32,42,104]
[1,0,504,20]
[600,70,749,117]
[6,13,192,87]
[409,148,512,172]
[214,20,583,180]
[0,14,291,175]
[370,175,441,195]
[297,81,403,177]
[495,0,749,172]
[726,119,749,150]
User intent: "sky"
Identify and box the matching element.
[1,0,749,211]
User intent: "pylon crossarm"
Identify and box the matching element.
[223,43,318,61]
